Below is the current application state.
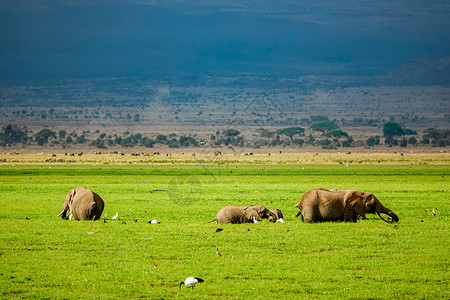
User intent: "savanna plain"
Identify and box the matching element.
[0,153,448,299]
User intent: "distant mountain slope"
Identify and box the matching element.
[381,56,450,85]
[0,1,449,80]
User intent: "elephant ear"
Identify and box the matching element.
[243,208,261,222]
[350,199,366,219]
[255,205,271,218]
[68,189,77,202]
[362,193,377,213]
[58,189,76,218]
[248,205,262,215]
[347,191,366,219]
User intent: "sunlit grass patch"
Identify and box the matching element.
[0,161,448,298]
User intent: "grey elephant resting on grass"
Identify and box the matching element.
[295,188,399,223]
[208,205,277,224]
[57,187,105,220]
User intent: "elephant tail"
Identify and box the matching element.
[295,205,302,218]
[207,218,218,223]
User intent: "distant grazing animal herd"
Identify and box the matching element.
[58,187,399,224]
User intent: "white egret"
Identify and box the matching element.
[276,218,285,223]
[112,212,118,220]
[252,216,258,223]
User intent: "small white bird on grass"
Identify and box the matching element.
[252,216,258,223]
[276,218,285,223]
[112,212,118,220]
[179,277,204,289]
[149,219,160,224]
[68,213,73,220]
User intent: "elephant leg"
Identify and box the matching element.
[343,208,357,222]
[89,203,101,220]
[301,207,316,223]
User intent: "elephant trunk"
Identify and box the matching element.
[57,201,69,219]
[376,206,399,223]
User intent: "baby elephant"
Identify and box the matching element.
[57,187,105,221]
[208,205,277,224]
[268,209,284,222]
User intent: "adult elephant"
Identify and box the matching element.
[295,188,399,223]
[57,187,105,221]
[208,205,277,224]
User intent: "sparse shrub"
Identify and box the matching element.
[142,137,155,148]
[317,139,332,146]
[271,136,283,146]
[341,137,353,147]
[179,136,198,147]
[59,130,67,139]
[366,136,380,147]
[383,122,404,137]
[400,138,408,147]
[90,138,106,149]
[253,139,269,148]
[222,129,240,137]
[322,144,337,150]
[0,125,29,146]
[292,138,305,146]
[408,137,417,145]
[35,129,56,146]
[385,136,398,147]
[156,134,168,144]
[423,128,450,146]
[76,135,87,144]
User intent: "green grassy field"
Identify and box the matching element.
[0,159,448,299]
